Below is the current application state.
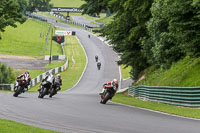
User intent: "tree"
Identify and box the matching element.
[27,0,53,12]
[167,0,200,57]
[144,0,184,68]
[82,0,200,79]
[102,0,153,79]
[17,0,27,14]
[0,0,26,39]
[0,64,15,84]
[145,0,200,68]
[80,0,110,16]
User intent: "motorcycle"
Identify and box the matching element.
[95,56,98,62]
[13,79,27,97]
[97,62,101,70]
[38,81,51,98]
[97,64,101,70]
[100,85,117,104]
[49,83,60,98]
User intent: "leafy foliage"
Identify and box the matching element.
[0,64,15,84]
[27,0,53,12]
[82,0,200,80]
[80,0,110,16]
[102,0,153,79]
[0,0,26,39]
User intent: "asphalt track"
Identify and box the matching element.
[0,14,200,133]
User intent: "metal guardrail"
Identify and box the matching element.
[128,85,200,107]
[0,84,14,91]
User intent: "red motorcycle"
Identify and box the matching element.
[100,85,117,104]
[13,79,27,97]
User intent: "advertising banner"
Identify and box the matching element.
[55,30,72,35]
[51,7,83,13]
[55,30,76,36]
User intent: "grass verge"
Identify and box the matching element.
[112,93,200,119]
[50,0,85,7]
[136,56,200,86]
[0,118,59,133]
[120,65,131,79]
[0,19,62,57]
[29,36,86,92]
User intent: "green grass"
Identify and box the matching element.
[43,61,65,69]
[29,36,86,92]
[136,56,200,87]
[113,56,200,119]
[50,0,85,7]
[120,65,131,79]
[0,19,62,57]
[0,118,59,133]
[60,36,86,90]
[37,12,57,19]
[112,93,200,119]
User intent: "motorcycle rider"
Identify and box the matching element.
[97,61,101,70]
[99,79,119,96]
[14,72,31,92]
[38,72,54,92]
[52,74,62,91]
[95,55,98,62]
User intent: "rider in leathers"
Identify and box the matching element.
[52,74,62,92]
[38,72,54,92]
[99,79,119,96]
[14,72,31,92]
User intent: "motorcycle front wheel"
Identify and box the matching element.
[101,92,111,104]
[13,86,22,97]
[38,88,47,98]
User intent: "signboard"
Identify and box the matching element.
[55,30,72,35]
[52,36,65,44]
[51,7,83,13]
[55,30,76,36]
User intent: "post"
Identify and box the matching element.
[49,26,53,64]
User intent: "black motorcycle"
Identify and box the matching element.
[49,83,60,98]
[95,56,98,62]
[100,85,117,104]
[13,79,27,97]
[38,81,51,98]
[97,62,101,70]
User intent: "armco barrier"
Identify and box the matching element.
[62,19,93,32]
[44,55,65,60]
[128,85,200,107]
[0,84,14,91]
[30,57,68,87]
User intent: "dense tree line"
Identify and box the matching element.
[81,0,200,79]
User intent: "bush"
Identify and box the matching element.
[0,63,15,84]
